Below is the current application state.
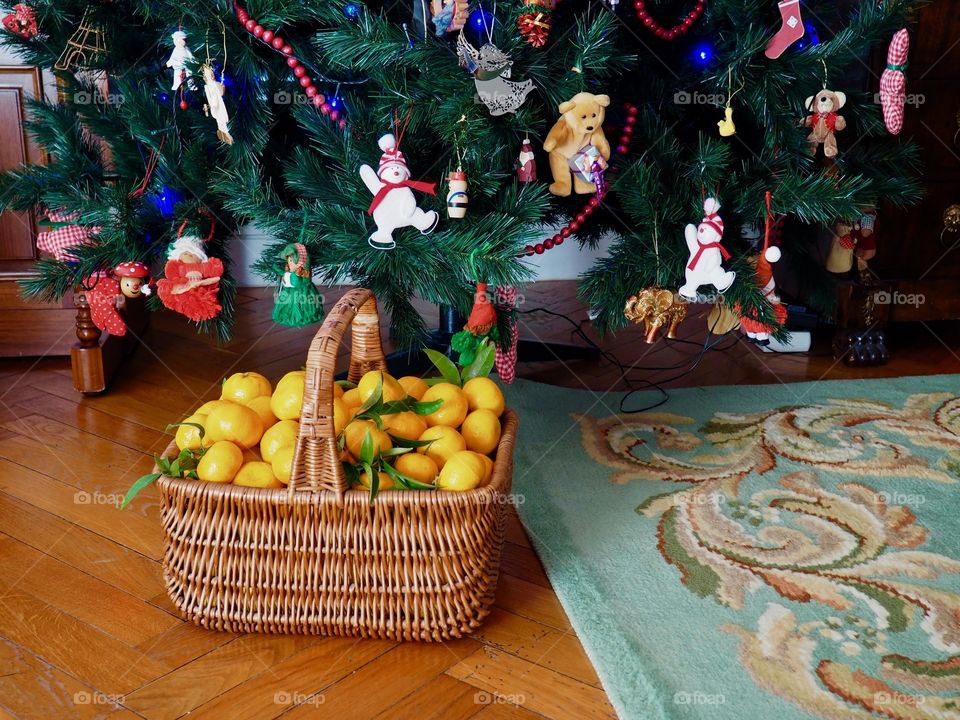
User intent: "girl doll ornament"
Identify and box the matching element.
[360,133,438,249]
[678,197,735,301]
[157,232,223,322]
[273,243,324,327]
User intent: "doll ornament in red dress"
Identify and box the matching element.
[157,233,223,322]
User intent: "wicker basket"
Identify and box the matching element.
[156,288,517,641]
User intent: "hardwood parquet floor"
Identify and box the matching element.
[1,281,958,720]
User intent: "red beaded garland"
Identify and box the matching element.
[518,103,638,257]
[634,0,704,39]
[236,3,346,129]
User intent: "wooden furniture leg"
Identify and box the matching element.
[71,289,148,393]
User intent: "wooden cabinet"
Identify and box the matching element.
[0,65,76,357]
[873,4,960,320]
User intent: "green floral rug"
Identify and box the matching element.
[505,375,960,720]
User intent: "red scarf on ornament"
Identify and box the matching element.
[367,179,437,215]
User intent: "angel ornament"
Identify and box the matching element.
[457,31,534,116]
[166,30,194,91]
[201,64,233,145]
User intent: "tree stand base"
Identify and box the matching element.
[381,304,600,378]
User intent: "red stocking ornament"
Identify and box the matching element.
[494,285,519,384]
[86,274,127,336]
[764,0,804,59]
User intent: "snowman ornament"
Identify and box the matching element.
[679,197,736,301]
[360,134,439,250]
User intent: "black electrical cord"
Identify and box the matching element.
[517,307,734,413]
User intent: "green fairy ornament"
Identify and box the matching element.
[272,242,324,327]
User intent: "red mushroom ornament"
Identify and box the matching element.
[114,261,152,298]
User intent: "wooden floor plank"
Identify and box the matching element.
[493,575,573,633]
[186,636,395,720]
[0,637,142,720]
[123,634,315,720]
[447,648,616,720]
[0,533,178,647]
[0,494,163,602]
[280,639,481,720]
[0,592,168,695]
[375,674,486,720]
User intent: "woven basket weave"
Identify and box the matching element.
[156,288,517,640]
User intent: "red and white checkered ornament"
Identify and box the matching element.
[36,210,101,262]
[494,285,519,384]
[879,29,910,135]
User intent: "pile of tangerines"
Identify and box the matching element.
[163,366,506,496]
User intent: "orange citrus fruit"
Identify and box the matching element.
[470,451,494,485]
[221,372,272,405]
[234,461,284,489]
[270,372,305,420]
[397,376,429,400]
[271,444,295,484]
[241,447,261,462]
[194,399,223,415]
[333,382,345,399]
[461,409,502,455]
[437,450,484,491]
[260,419,299,463]
[462,376,505,416]
[205,402,264,449]
[382,411,427,441]
[343,419,393,460]
[175,413,214,452]
[333,397,349,435]
[247,395,278,431]
[416,425,466,469]
[358,469,395,491]
[357,370,405,404]
[276,370,305,388]
[395,453,438,485]
[197,441,244,483]
[421,383,468,428]
[342,387,362,409]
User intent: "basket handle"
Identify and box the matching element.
[288,288,386,498]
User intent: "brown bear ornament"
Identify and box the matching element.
[804,89,847,158]
[543,92,611,196]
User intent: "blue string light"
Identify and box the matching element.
[468,8,494,32]
[344,3,361,19]
[692,42,713,65]
[148,186,182,219]
[795,20,819,49]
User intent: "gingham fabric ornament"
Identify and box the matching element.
[36,210,101,262]
[879,29,910,135]
[494,285,519,384]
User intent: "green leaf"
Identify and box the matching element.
[167,421,205,438]
[121,473,161,510]
[424,348,461,386]
[390,435,436,448]
[359,428,375,465]
[342,461,360,486]
[383,461,435,490]
[410,399,443,415]
[156,455,173,476]
[378,399,412,415]
[362,461,378,503]
[169,458,181,477]
[462,341,496,381]
[356,374,383,414]
[336,380,357,390]
[380,446,413,457]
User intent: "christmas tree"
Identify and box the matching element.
[0,0,922,350]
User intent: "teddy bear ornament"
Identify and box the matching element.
[543,92,611,196]
[804,88,846,158]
